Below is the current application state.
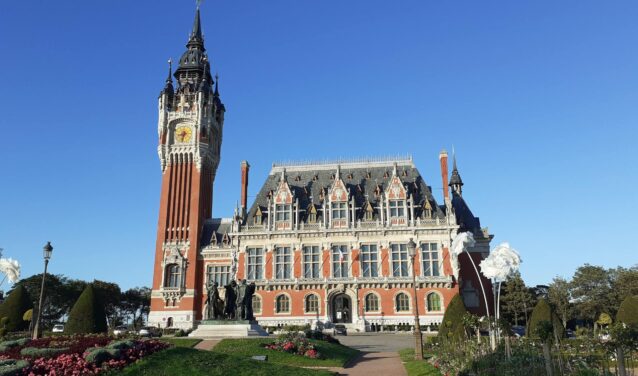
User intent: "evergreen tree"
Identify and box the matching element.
[570,264,613,323]
[65,284,108,334]
[616,295,638,325]
[438,294,467,342]
[548,276,571,328]
[528,298,564,339]
[0,285,33,332]
[500,272,534,326]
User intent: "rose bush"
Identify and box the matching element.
[0,334,168,375]
[262,333,322,359]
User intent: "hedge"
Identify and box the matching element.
[616,295,638,325]
[65,284,108,334]
[527,298,564,339]
[0,286,33,333]
[0,359,29,376]
[19,347,67,358]
[438,294,467,342]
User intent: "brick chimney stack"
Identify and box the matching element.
[240,161,250,218]
[439,150,449,201]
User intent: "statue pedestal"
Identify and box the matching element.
[188,320,269,338]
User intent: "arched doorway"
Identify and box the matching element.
[331,294,352,323]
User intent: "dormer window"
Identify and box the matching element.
[331,202,347,219]
[389,200,405,218]
[275,204,291,221]
[308,212,317,223]
[253,214,262,225]
[422,200,433,219]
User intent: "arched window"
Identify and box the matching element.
[426,293,442,312]
[165,264,181,288]
[305,294,319,313]
[395,292,410,312]
[364,293,379,312]
[252,295,262,315]
[276,294,290,313]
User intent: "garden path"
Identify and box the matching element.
[193,339,221,351]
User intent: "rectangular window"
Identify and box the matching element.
[391,243,409,277]
[360,244,378,278]
[331,202,347,219]
[275,204,291,221]
[332,245,349,278]
[389,200,405,218]
[303,246,321,279]
[275,247,292,279]
[421,243,440,277]
[246,248,263,280]
[206,265,230,286]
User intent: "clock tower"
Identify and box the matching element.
[149,7,225,329]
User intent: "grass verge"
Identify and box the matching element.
[399,348,443,376]
[213,338,359,367]
[112,347,334,376]
[160,337,202,348]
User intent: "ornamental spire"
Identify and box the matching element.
[449,151,464,196]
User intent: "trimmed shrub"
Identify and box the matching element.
[0,338,30,353]
[19,347,68,358]
[0,286,33,332]
[438,294,467,342]
[616,295,638,325]
[84,347,121,365]
[0,359,29,376]
[528,298,564,339]
[106,339,135,350]
[65,284,108,334]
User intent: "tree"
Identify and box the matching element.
[65,284,108,334]
[438,294,468,342]
[616,295,638,325]
[0,285,33,332]
[548,276,571,328]
[120,287,151,329]
[11,274,82,328]
[500,272,534,326]
[614,296,638,376]
[612,266,638,306]
[92,280,122,326]
[570,264,613,324]
[528,298,564,340]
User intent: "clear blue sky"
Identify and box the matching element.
[1,1,636,290]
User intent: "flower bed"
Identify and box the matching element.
[263,333,322,359]
[0,335,169,375]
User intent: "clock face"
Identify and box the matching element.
[175,126,192,143]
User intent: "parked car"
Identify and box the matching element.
[52,324,64,333]
[511,325,526,338]
[138,326,162,337]
[113,325,129,336]
[333,324,348,336]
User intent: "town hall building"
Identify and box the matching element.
[148,8,494,331]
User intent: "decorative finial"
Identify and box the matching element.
[166,58,173,82]
[196,0,202,9]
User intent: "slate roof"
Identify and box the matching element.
[201,218,233,248]
[450,193,482,234]
[244,158,446,224]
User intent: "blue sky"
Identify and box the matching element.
[1,1,636,290]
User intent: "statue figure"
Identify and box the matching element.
[236,279,248,320]
[224,280,238,319]
[244,282,256,321]
[205,281,224,320]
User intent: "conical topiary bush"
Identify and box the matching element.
[528,298,564,339]
[616,295,638,325]
[0,285,33,332]
[438,293,467,342]
[65,284,108,334]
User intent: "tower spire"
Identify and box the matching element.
[214,73,220,97]
[449,150,464,196]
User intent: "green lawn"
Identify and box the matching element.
[113,347,334,376]
[398,349,443,376]
[160,337,202,348]
[212,338,359,367]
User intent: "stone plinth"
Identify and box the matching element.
[188,320,269,338]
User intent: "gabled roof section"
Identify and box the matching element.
[274,171,294,205]
[244,157,446,224]
[201,218,233,247]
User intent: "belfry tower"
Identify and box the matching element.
[149,7,225,328]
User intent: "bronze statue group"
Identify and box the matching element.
[205,279,257,321]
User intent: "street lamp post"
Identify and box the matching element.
[407,238,423,360]
[32,242,53,340]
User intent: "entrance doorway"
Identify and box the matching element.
[331,294,352,323]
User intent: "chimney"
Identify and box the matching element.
[439,150,449,200]
[240,161,250,218]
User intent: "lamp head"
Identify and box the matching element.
[43,241,53,261]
